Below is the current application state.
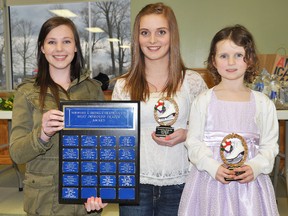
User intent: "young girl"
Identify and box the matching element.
[10,17,106,215]
[178,25,279,216]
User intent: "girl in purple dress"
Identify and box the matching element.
[178,24,279,216]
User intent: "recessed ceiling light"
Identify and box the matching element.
[107,38,120,42]
[120,45,130,49]
[49,9,77,18]
[85,27,104,33]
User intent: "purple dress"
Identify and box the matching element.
[178,92,279,216]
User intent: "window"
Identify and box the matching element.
[0,9,6,90]
[1,0,131,90]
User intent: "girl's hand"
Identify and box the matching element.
[40,109,64,141]
[215,165,235,184]
[84,197,108,212]
[151,128,187,147]
[233,165,254,183]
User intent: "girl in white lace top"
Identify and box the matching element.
[112,3,207,216]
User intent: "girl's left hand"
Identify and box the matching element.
[84,197,108,212]
[151,128,187,147]
[233,165,254,183]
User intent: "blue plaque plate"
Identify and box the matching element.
[119,188,135,200]
[63,148,79,160]
[81,175,97,186]
[59,101,139,204]
[81,161,97,173]
[81,148,97,160]
[119,175,136,186]
[100,188,116,199]
[119,162,135,174]
[100,162,117,173]
[100,136,116,147]
[81,188,97,199]
[63,135,79,146]
[119,136,136,147]
[100,149,116,160]
[62,161,79,173]
[81,135,97,147]
[62,188,78,199]
[63,174,79,186]
[119,148,135,160]
[100,175,116,186]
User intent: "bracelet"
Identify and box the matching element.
[43,129,53,138]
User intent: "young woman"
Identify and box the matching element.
[9,17,106,215]
[113,3,207,216]
[86,2,208,216]
[178,24,279,216]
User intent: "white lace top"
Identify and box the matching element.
[112,70,207,186]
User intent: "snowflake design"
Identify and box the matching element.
[121,176,132,186]
[102,176,114,186]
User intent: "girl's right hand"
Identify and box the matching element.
[40,109,64,141]
[215,165,235,184]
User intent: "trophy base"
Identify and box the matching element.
[155,126,174,137]
[224,167,245,181]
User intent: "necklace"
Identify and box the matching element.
[147,79,168,93]
[148,81,160,92]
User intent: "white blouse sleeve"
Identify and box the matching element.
[111,79,130,100]
[185,70,208,103]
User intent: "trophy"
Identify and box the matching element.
[154,97,179,137]
[220,133,248,181]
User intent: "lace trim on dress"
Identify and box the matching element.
[138,171,190,185]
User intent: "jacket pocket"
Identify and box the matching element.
[23,172,55,215]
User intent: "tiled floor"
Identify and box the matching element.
[0,164,287,215]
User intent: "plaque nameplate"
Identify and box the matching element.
[64,107,134,129]
[59,101,140,204]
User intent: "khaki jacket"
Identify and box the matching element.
[10,69,104,215]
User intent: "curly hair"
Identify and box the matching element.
[206,24,259,85]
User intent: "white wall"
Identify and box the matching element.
[131,0,288,68]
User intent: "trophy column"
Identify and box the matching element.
[154,97,179,137]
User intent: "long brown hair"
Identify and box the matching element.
[35,16,84,111]
[207,24,259,85]
[121,2,186,101]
